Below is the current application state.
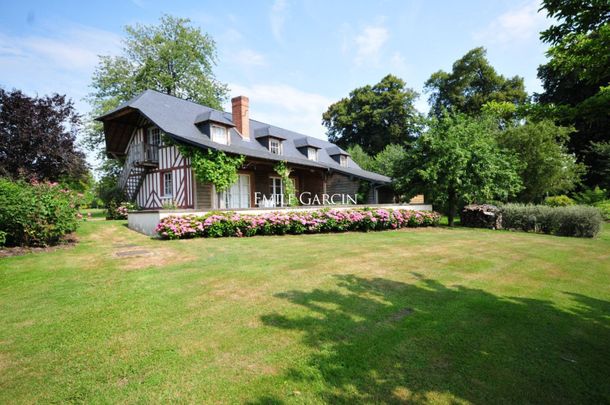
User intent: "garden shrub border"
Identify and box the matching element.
[155,208,441,239]
[500,204,602,238]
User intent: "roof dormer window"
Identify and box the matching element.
[211,125,229,145]
[269,138,282,155]
[340,155,348,167]
[307,147,318,161]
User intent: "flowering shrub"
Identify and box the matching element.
[106,201,137,220]
[156,208,440,240]
[0,178,83,246]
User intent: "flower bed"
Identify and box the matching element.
[155,208,441,239]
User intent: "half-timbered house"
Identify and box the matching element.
[97,90,411,211]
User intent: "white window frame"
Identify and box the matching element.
[217,173,251,209]
[270,176,284,206]
[211,125,229,145]
[307,147,318,161]
[340,155,348,167]
[269,138,282,155]
[162,171,173,197]
[147,126,165,146]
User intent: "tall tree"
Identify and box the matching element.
[537,0,610,187]
[347,144,406,178]
[395,113,522,226]
[497,120,584,202]
[0,89,88,183]
[322,75,422,155]
[86,14,228,154]
[425,47,528,117]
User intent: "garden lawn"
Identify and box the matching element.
[1,220,609,404]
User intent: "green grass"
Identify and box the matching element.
[81,208,106,220]
[1,221,609,404]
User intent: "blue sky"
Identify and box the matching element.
[0,0,551,151]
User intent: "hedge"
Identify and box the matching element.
[0,179,82,247]
[500,204,602,238]
[156,208,441,239]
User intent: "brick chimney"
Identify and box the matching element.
[231,96,250,140]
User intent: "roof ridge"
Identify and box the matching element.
[125,90,334,146]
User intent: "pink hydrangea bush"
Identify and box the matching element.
[155,208,440,240]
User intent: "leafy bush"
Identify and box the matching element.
[155,208,441,240]
[106,201,137,220]
[594,200,610,221]
[544,195,575,207]
[0,230,6,247]
[500,204,602,237]
[573,186,608,205]
[0,179,82,246]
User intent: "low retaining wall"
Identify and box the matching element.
[128,204,434,236]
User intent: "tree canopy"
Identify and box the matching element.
[536,0,610,187]
[425,47,528,117]
[497,120,584,202]
[347,144,406,179]
[86,14,228,153]
[322,74,422,155]
[395,113,522,226]
[0,89,88,184]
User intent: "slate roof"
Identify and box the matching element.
[194,110,235,127]
[97,90,390,184]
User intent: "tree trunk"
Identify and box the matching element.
[447,188,457,227]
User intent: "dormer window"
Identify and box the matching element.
[211,125,229,145]
[269,138,282,155]
[340,155,348,167]
[307,147,318,161]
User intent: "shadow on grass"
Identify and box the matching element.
[256,274,610,404]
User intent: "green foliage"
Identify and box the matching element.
[497,120,584,202]
[540,0,610,46]
[395,113,523,226]
[594,200,610,221]
[537,2,610,187]
[106,201,137,220]
[347,144,406,201]
[544,195,576,207]
[500,204,602,237]
[425,47,528,118]
[178,145,245,192]
[346,145,375,172]
[162,200,178,210]
[573,186,608,205]
[273,161,298,206]
[323,74,422,154]
[372,144,407,178]
[347,144,406,178]
[588,141,610,190]
[96,159,125,209]
[0,179,81,246]
[156,209,441,239]
[0,230,6,247]
[86,14,227,159]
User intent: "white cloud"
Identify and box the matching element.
[474,0,548,44]
[0,24,121,78]
[227,82,333,139]
[0,23,122,170]
[354,25,389,65]
[270,0,288,42]
[231,49,267,67]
